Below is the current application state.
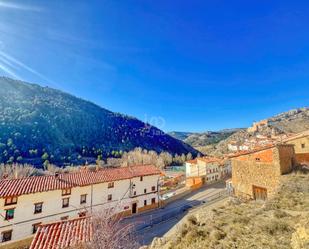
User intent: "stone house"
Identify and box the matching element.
[283,131,309,165]
[231,144,295,200]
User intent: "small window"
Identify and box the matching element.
[108,182,114,188]
[301,144,306,149]
[140,176,143,181]
[1,230,12,242]
[151,198,156,204]
[151,186,156,192]
[144,188,147,194]
[34,203,43,214]
[144,200,147,206]
[80,194,87,204]
[62,189,71,196]
[32,223,41,234]
[255,158,261,161]
[107,194,112,201]
[133,191,137,196]
[62,198,70,208]
[5,209,14,220]
[61,216,69,221]
[5,197,17,206]
[79,211,87,217]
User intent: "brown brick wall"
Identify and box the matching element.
[236,149,273,163]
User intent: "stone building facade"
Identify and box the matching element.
[231,144,295,200]
[283,131,309,165]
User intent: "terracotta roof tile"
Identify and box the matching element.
[30,217,91,249]
[0,165,160,198]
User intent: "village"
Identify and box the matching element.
[0,120,308,249]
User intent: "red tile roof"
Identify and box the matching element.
[30,217,92,249]
[186,159,197,164]
[0,165,160,198]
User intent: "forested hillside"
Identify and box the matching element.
[0,77,198,167]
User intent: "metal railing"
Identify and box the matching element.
[134,190,228,232]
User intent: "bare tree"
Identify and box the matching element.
[0,163,40,179]
[85,209,139,249]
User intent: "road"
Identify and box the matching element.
[123,181,227,246]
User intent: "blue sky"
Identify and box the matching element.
[0,0,308,132]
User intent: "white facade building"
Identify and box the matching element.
[0,165,160,244]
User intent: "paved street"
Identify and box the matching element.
[123,181,227,246]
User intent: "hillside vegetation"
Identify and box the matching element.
[0,77,198,167]
[147,170,309,249]
[169,129,242,148]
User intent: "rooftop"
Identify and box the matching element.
[30,217,91,249]
[0,165,161,198]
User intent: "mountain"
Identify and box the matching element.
[212,107,309,155]
[168,129,243,148]
[0,77,198,166]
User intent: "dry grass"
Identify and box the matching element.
[147,170,309,249]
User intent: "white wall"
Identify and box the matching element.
[0,174,160,242]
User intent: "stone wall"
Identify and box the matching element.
[232,145,295,199]
[232,157,281,199]
[286,136,309,154]
[277,145,295,174]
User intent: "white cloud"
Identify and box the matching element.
[0,51,59,87]
[0,63,19,78]
[0,1,42,11]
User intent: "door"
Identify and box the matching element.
[253,185,267,200]
[132,203,137,214]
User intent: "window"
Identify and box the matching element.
[32,223,41,234]
[80,194,87,204]
[1,230,12,242]
[144,188,147,194]
[140,176,143,181]
[144,200,147,206]
[255,158,261,161]
[133,191,137,196]
[301,143,306,149]
[4,197,17,206]
[34,203,43,214]
[62,189,71,196]
[62,198,70,208]
[108,182,114,188]
[61,216,69,221]
[79,211,87,217]
[151,198,156,204]
[5,209,14,220]
[107,194,112,201]
[151,186,156,192]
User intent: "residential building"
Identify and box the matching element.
[231,144,295,200]
[283,130,309,165]
[185,157,229,188]
[0,165,160,244]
